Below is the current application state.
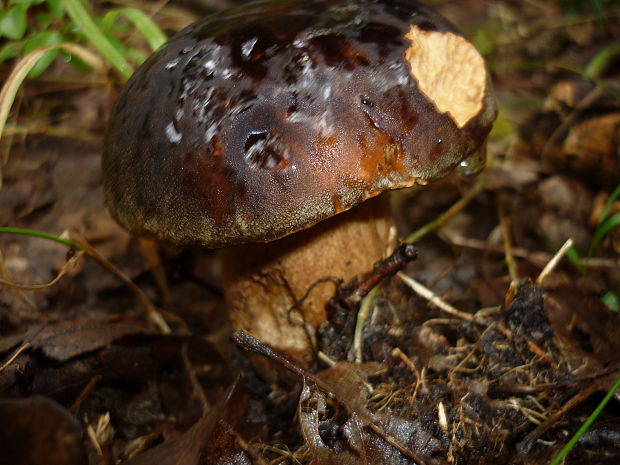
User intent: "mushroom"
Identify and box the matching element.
[102,0,496,369]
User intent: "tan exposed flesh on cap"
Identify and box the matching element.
[404,25,486,128]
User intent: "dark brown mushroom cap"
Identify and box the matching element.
[103,0,497,248]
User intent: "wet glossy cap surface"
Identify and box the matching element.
[103,0,497,248]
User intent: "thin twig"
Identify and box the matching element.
[392,347,422,403]
[343,244,417,308]
[397,272,482,323]
[70,233,171,333]
[0,249,84,290]
[181,343,209,414]
[445,235,550,265]
[0,342,30,373]
[0,249,40,317]
[317,350,337,367]
[446,234,619,268]
[70,375,102,414]
[537,238,574,284]
[497,192,519,281]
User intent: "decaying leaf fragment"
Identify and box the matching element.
[27,317,149,361]
[0,396,87,465]
[296,361,446,465]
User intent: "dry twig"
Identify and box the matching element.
[397,272,483,323]
[537,238,574,284]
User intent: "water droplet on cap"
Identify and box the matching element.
[361,95,372,106]
[457,145,486,177]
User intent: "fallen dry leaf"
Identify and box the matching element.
[0,395,87,465]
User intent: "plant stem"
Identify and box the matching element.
[404,178,486,244]
[550,375,620,465]
[0,226,81,249]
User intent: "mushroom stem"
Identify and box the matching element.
[221,195,395,370]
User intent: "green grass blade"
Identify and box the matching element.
[585,42,620,79]
[46,0,65,18]
[102,8,167,52]
[0,40,25,61]
[598,184,620,224]
[591,212,620,251]
[61,0,132,79]
[565,246,585,274]
[550,375,620,465]
[602,291,619,311]
[0,5,29,41]
[0,226,81,249]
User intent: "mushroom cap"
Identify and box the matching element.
[103,0,497,248]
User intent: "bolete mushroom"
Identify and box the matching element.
[103,0,496,368]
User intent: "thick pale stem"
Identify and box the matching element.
[221,195,395,369]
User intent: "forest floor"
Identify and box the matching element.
[0,1,619,464]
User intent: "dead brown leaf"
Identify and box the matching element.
[26,317,150,361]
[0,395,87,465]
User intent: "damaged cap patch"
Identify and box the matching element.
[404,25,487,128]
